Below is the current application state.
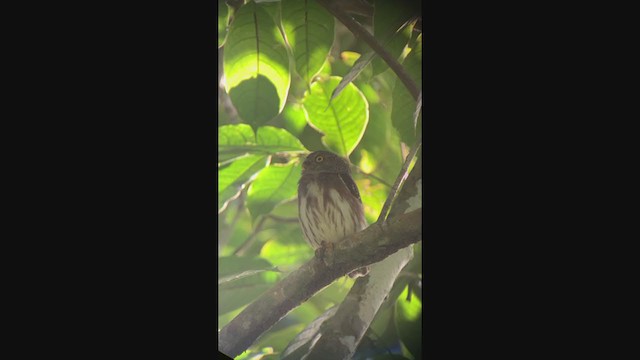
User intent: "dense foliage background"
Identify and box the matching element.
[218,0,422,358]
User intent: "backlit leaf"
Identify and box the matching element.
[395,285,422,359]
[247,162,302,220]
[218,154,269,212]
[372,0,420,75]
[281,0,334,86]
[223,1,291,126]
[282,102,309,136]
[329,51,375,102]
[391,34,422,146]
[219,124,307,162]
[260,239,313,268]
[302,76,369,157]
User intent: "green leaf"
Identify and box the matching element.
[372,0,420,75]
[282,306,338,359]
[251,322,307,356]
[218,124,256,163]
[282,102,308,136]
[302,76,369,156]
[218,257,279,289]
[281,0,334,86]
[235,347,277,360]
[260,239,313,268]
[369,304,395,343]
[218,256,279,315]
[218,0,230,48]
[256,126,307,152]
[223,0,291,126]
[219,282,272,315]
[218,255,275,279]
[329,51,375,102]
[219,124,307,162]
[391,33,422,146]
[395,285,422,360]
[356,178,389,224]
[247,162,302,220]
[356,100,403,184]
[218,154,269,212]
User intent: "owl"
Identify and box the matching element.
[298,151,369,278]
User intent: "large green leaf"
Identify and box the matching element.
[247,162,302,220]
[223,0,291,126]
[219,124,307,162]
[218,154,269,212]
[371,0,420,75]
[281,0,334,86]
[395,285,422,360]
[391,34,422,146]
[302,76,369,156]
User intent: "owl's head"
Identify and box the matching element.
[301,151,350,174]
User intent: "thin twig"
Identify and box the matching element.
[339,0,373,17]
[230,206,299,256]
[219,190,246,250]
[375,141,422,224]
[349,164,393,188]
[233,216,268,256]
[316,0,420,101]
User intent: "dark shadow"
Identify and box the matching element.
[229,74,281,127]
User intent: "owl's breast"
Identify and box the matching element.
[298,175,366,249]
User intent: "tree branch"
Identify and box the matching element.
[218,208,423,358]
[316,0,420,101]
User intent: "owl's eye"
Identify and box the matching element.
[315,155,324,162]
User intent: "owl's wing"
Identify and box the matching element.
[338,173,362,201]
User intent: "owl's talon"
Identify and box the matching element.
[315,241,335,266]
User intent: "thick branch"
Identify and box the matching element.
[316,0,420,101]
[218,208,422,358]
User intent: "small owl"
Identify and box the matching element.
[297,151,369,278]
